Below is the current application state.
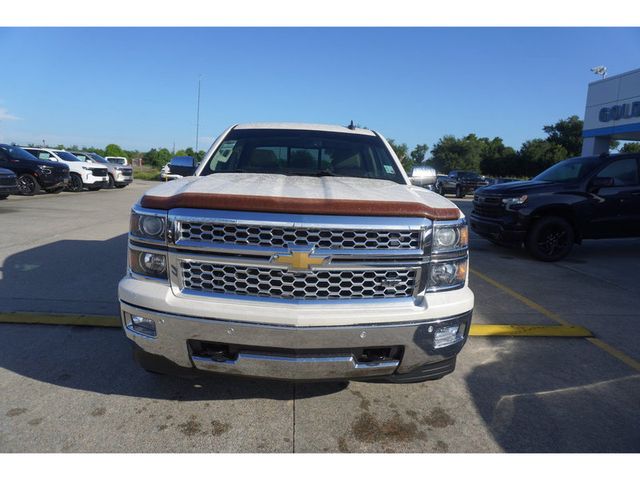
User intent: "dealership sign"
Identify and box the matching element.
[599,102,640,122]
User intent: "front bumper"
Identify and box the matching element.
[0,184,18,195]
[121,301,472,381]
[469,212,528,244]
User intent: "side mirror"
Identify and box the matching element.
[590,177,614,191]
[410,166,436,186]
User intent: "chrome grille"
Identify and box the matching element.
[179,222,420,250]
[180,260,417,300]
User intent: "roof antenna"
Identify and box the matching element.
[347,120,356,130]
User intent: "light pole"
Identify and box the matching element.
[195,75,201,160]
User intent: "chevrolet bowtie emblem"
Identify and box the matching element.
[272,250,328,271]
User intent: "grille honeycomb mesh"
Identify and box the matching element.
[179,222,420,250]
[181,261,416,300]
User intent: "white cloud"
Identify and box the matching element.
[0,108,20,121]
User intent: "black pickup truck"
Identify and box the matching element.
[435,170,489,198]
[470,153,640,261]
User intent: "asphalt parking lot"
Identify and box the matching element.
[0,181,638,453]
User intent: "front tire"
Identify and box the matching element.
[17,174,41,196]
[67,173,84,192]
[525,216,574,261]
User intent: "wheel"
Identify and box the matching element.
[455,185,464,198]
[67,173,84,192]
[87,185,102,191]
[17,174,41,196]
[107,174,115,189]
[115,184,126,189]
[45,186,65,194]
[525,216,574,262]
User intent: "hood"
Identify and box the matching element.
[477,180,569,196]
[31,158,67,170]
[140,173,461,220]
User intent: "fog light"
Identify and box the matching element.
[433,324,461,348]
[129,315,156,337]
[140,252,166,275]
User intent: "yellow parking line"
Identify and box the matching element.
[0,312,120,328]
[470,324,592,337]
[470,268,640,373]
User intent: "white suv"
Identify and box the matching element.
[22,147,109,192]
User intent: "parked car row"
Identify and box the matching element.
[0,144,133,197]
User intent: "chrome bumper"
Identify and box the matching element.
[120,301,471,381]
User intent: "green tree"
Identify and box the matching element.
[620,142,640,153]
[104,143,125,157]
[430,134,485,173]
[143,148,172,167]
[479,137,520,177]
[387,138,413,172]
[543,115,584,157]
[518,139,568,177]
[410,144,429,165]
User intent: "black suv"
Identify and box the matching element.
[436,170,489,198]
[0,144,70,195]
[470,153,640,261]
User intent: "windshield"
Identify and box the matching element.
[108,157,126,165]
[201,129,405,184]
[533,157,602,183]
[55,151,82,162]
[88,153,109,164]
[0,144,39,161]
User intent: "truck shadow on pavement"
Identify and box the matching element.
[0,235,345,400]
[464,337,640,452]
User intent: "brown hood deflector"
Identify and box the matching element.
[141,193,460,220]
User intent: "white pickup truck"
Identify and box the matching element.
[118,123,474,383]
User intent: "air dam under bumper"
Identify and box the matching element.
[120,302,472,382]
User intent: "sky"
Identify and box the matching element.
[0,27,638,153]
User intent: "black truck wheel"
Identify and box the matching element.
[17,174,41,196]
[67,173,84,192]
[526,216,574,261]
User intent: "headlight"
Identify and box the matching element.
[130,210,167,242]
[427,258,467,291]
[82,166,91,170]
[432,222,468,252]
[502,195,528,209]
[427,218,469,292]
[129,248,167,279]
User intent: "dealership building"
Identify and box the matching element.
[582,67,640,155]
